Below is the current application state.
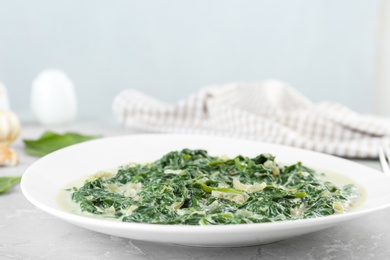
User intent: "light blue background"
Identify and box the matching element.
[0,0,379,121]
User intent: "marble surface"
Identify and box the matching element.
[1,125,390,260]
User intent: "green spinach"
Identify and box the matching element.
[70,149,359,225]
[0,176,22,194]
[24,131,100,157]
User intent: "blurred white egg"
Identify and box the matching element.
[31,69,77,125]
[0,82,10,110]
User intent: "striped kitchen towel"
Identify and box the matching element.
[112,80,390,158]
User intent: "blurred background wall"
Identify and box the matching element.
[0,0,384,123]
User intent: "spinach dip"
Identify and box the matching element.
[63,149,361,225]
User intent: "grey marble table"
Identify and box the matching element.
[1,125,390,260]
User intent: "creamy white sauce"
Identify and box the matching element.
[315,168,366,210]
[56,168,122,221]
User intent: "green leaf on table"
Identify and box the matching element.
[0,176,22,194]
[23,131,100,157]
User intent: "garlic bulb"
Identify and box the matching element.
[0,109,21,146]
[0,144,18,166]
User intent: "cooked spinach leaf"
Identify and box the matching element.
[70,149,359,225]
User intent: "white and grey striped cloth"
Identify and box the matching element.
[113,80,390,158]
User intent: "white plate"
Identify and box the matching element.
[21,134,390,247]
